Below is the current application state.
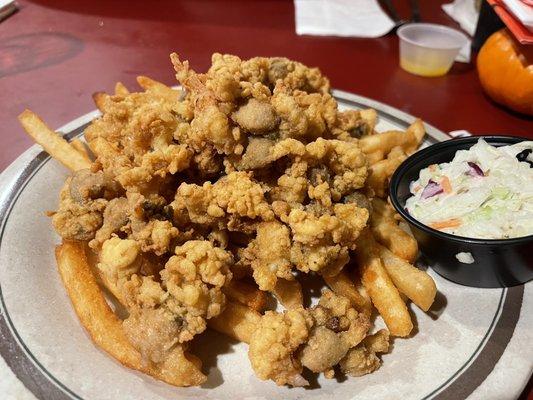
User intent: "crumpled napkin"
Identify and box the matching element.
[294,0,395,38]
[442,0,478,62]
[442,0,480,36]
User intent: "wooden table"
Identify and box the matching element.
[1,0,532,172]
[0,1,531,398]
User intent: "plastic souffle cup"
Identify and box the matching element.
[397,23,469,77]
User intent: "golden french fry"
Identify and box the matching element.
[323,271,372,317]
[70,138,92,163]
[137,75,165,90]
[371,198,418,262]
[55,241,206,386]
[404,119,425,153]
[372,197,397,219]
[92,92,107,112]
[366,150,385,165]
[223,280,267,312]
[360,119,425,155]
[137,75,183,100]
[366,146,407,198]
[208,301,261,344]
[18,110,92,171]
[359,108,378,131]
[272,279,303,309]
[114,81,129,96]
[355,230,413,337]
[378,245,436,312]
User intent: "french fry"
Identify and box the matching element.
[70,138,92,163]
[404,119,425,154]
[323,271,372,317]
[359,108,378,131]
[18,110,92,171]
[137,75,183,101]
[371,198,418,262]
[208,301,261,344]
[360,119,425,155]
[372,197,397,219]
[137,75,167,90]
[366,150,385,165]
[114,81,130,96]
[355,230,413,337]
[92,92,107,112]
[366,146,407,198]
[378,245,436,311]
[272,279,303,309]
[223,280,267,312]
[55,241,206,386]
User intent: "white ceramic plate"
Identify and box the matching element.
[0,91,531,400]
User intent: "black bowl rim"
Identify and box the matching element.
[389,135,533,245]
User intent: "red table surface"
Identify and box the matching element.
[0,1,532,398]
[1,0,532,173]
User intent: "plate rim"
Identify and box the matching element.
[0,92,528,400]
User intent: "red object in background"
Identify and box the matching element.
[0,0,532,175]
[488,0,533,43]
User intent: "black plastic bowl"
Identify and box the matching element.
[389,136,533,288]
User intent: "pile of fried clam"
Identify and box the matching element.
[46,53,434,387]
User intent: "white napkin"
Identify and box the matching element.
[448,130,472,138]
[442,0,480,36]
[294,0,395,38]
[441,0,477,63]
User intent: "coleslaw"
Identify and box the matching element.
[405,139,533,239]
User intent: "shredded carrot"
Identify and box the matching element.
[429,218,462,230]
[428,164,437,172]
[440,176,452,193]
[413,185,421,192]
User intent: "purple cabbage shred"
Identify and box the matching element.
[421,180,443,199]
[466,162,484,177]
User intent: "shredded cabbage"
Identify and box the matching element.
[406,139,533,239]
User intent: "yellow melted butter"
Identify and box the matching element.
[400,57,450,77]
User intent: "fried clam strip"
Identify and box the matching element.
[18,110,92,171]
[340,329,390,377]
[55,241,206,386]
[248,290,372,386]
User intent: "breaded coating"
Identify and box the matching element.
[232,98,279,133]
[248,290,371,385]
[52,179,107,241]
[248,308,313,386]
[244,221,293,291]
[172,171,274,229]
[49,53,390,385]
[97,237,233,363]
[339,329,390,377]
